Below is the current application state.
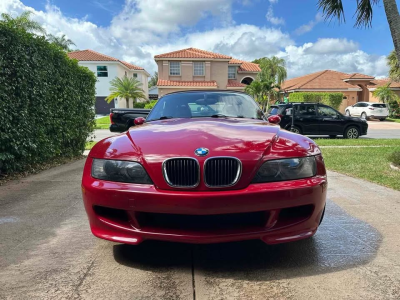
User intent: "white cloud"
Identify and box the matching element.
[294,13,323,35]
[265,5,285,25]
[0,0,389,79]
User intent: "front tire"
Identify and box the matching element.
[290,125,302,134]
[361,112,368,120]
[345,126,360,139]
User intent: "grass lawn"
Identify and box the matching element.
[318,139,400,191]
[85,141,97,150]
[95,116,110,129]
[314,139,400,147]
[387,118,400,123]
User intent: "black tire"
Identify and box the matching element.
[290,125,302,134]
[361,112,368,120]
[344,126,360,139]
[379,118,386,121]
[345,110,351,116]
[329,135,337,139]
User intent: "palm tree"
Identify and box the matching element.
[148,72,158,88]
[372,82,398,113]
[0,11,45,34]
[388,50,400,81]
[260,80,280,112]
[48,34,76,52]
[317,0,400,63]
[106,76,147,108]
[252,56,287,85]
[245,80,263,106]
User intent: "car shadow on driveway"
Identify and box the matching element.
[112,200,381,280]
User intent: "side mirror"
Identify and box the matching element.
[134,117,145,126]
[268,115,281,124]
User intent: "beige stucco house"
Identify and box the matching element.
[68,50,150,114]
[281,70,400,113]
[154,48,261,97]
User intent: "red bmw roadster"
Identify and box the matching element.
[82,91,327,245]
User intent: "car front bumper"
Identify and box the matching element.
[82,157,327,245]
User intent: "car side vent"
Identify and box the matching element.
[204,157,241,187]
[163,158,200,188]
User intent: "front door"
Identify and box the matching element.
[318,106,345,135]
[294,104,320,135]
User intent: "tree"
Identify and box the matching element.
[0,11,45,34]
[317,0,400,63]
[252,56,287,85]
[148,72,158,88]
[373,83,397,104]
[245,80,263,105]
[106,76,147,108]
[388,50,400,81]
[245,79,279,112]
[48,34,75,52]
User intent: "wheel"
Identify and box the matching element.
[290,126,301,134]
[361,112,368,120]
[345,110,351,116]
[379,118,386,121]
[319,205,326,225]
[329,135,337,139]
[345,126,360,139]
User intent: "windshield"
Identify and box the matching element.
[146,91,264,121]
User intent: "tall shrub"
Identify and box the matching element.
[0,24,96,174]
[289,92,343,110]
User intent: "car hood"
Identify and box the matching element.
[90,118,320,190]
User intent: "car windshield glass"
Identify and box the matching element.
[146,91,264,121]
[372,104,386,108]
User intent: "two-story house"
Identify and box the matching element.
[68,50,150,114]
[154,48,261,97]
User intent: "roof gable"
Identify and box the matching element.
[67,50,144,70]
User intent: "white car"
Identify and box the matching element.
[345,102,389,121]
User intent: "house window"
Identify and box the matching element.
[133,73,138,78]
[169,62,181,76]
[97,66,108,77]
[193,62,205,76]
[228,66,236,79]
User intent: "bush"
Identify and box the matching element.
[0,24,96,174]
[289,92,343,110]
[144,100,158,109]
[389,151,400,166]
[389,98,400,118]
[133,102,147,108]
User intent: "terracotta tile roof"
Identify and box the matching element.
[281,70,367,91]
[226,80,246,87]
[155,48,231,59]
[343,73,375,80]
[157,79,218,87]
[228,59,261,72]
[68,50,144,70]
[368,79,400,89]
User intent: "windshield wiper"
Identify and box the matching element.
[158,116,174,120]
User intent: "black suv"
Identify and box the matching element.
[267,103,368,138]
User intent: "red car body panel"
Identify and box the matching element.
[83,118,327,245]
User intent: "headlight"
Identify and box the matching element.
[91,159,153,184]
[252,156,316,183]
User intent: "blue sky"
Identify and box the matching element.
[1,0,395,78]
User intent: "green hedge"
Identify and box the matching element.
[289,92,343,110]
[0,24,96,174]
[133,102,147,108]
[144,100,158,109]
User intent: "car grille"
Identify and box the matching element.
[163,158,199,187]
[204,157,241,187]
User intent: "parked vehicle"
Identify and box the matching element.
[268,103,368,139]
[345,102,389,121]
[109,108,150,132]
[82,91,327,246]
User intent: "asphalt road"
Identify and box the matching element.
[1,160,400,299]
[91,121,400,142]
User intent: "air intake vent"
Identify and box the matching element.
[163,158,199,188]
[204,157,241,187]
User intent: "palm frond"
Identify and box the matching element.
[354,0,379,28]
[317,0,345,24]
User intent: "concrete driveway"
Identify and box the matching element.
[1,160,400,299]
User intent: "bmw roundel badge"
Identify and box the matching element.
[195,148,209,156]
